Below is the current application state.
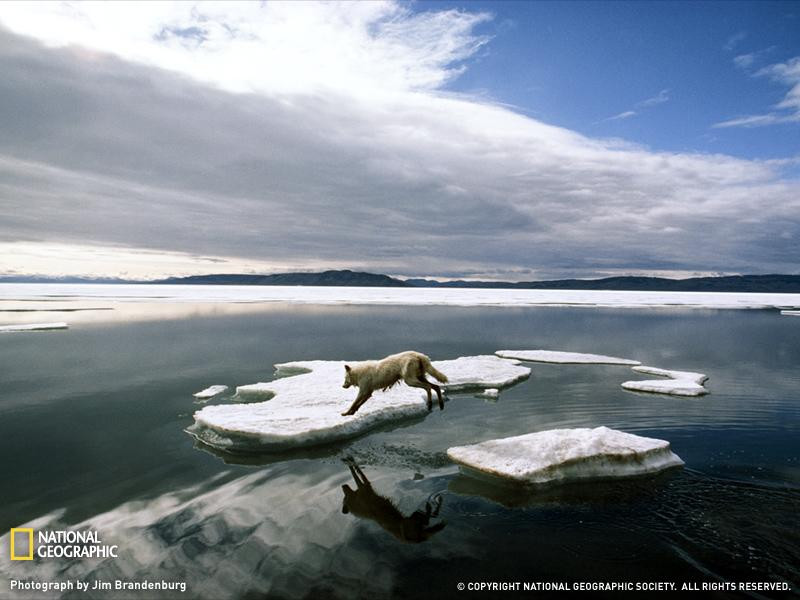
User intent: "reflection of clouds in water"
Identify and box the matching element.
[0,463,476,599]
[1,467,375,599]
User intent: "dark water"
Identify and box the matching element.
[1,305,798,599]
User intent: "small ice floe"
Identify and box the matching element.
[447,426,683,485]
[0,322,68,332]
[781,310,800,316]
[476,388,500,400]
[496,350,639,366]
[192,355,530,452]
[621,366,709,397]
[193,385,229,399]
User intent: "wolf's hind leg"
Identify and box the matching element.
[431,382,444,410]
[406,379,434,411]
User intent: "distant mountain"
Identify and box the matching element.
[2,271,800,292]
[156,270,409,287]
[404,274,800,293]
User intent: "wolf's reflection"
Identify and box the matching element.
[341,458,446,543]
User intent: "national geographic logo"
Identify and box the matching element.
[9,528,118,560]
[10,529,34,561]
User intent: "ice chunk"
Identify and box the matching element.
[193,385,229,399]
[496,349,639,365]
[447,426,683,485]
[0,322,68,332]
[621,366,709,396]
[477,388,499,399]
[435,355,530,391]
[192,356,530,452]
[781,310,800,316]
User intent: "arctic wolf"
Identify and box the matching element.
[341,350,448,416]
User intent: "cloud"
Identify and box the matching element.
[0,0,491,96]
[734,53,756,69]
[637,89,670,107]
[723,31,747,51]
[600,89,669,123]
[604,110,637,122]
[732,46,775,70]
[0,4,798,280]
[715,56,800,128]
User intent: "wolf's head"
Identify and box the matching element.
[343,364,353,388]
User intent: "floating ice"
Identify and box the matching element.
[621,366,709,396]
[0,322,68,332]
[477,388,499,399]
[496,349,640,365]
[193,385,229,399]
[447,426,684,485]
[192,356,530,452]
[781,310,800,316]
[435,355,530,391]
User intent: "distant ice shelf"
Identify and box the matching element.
[496,349,639,365]
[3,283,800,310]
[193,385,229,399]
[0,322,68,332]
[447,426,684,485]
[192,356,530,452]
[621,366,709,397]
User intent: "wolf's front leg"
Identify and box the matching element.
[342,390,372,416]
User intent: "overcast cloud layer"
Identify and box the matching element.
[0,1,798,280]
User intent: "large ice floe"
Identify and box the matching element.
[621,366,709,397]
[447,426,684,485]
[191,356,530,452]
[496,349,640,365]
[0,321,68,332]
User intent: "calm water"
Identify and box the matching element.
[1,302,798,598]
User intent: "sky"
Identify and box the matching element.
[0,0,798,281]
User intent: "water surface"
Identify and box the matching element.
[1,296,798,598]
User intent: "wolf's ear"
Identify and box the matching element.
[345,364,351,372]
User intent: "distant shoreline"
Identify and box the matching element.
[2,270,800,293]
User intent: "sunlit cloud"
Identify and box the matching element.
[0,2,798,281]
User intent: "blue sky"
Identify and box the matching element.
[0,1,798,280]
[434,0,800,160]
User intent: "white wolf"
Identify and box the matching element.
[341,351,449,416]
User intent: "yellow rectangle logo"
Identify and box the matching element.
[10,528,34,560]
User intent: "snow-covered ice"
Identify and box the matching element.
[447,426,684,485]
[435,355,530,391]
[193,385,229,399]
[192,356,530,452]
[621,366,709,397]
[3,283,799,310]
[0,322,68,332]
[496,349,639,365]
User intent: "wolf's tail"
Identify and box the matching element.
[424,360,449,383]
